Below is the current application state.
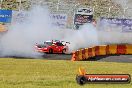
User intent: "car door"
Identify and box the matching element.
[51,43,58,52]
[55,42,63,52]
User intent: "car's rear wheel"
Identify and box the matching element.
[62,49,66,54]
[49,49,53,54]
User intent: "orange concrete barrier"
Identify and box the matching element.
[107,45,117,55]
[117,45,126,54]
[85,48,89,60]
[106,45,109,55]
[126,44,132,54]
[99,45,107,55]
[88,47,95,57]
[92,47,96,57]
[78,49,83,60]
[88,47,93,57]
[71,52,76,61]
[82,49,86,60]
[95,45,107,56]
[95,46,99,56]
[71,50,79,61]
[71,44,132,61]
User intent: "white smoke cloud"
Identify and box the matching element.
[63,24,99,52]
[0,6,60,58]
[0,5,132,58]
[0,5,100,57]
[98,31,132,45]
[97,19,132,45]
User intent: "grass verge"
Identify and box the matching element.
[0,58,132,88]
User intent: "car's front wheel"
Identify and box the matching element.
[49,49,53,54]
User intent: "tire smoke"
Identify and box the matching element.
[0,5,131,58]
[0,6,99,57]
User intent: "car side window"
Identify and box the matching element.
[56,42,64,46]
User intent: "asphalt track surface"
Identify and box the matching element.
[1,54,132,63]
[41,54,132,63]
[41,54,72,60]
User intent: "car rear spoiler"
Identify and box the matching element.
[66,42,70,44]
[51,40,70,44]
[60,41,70,44]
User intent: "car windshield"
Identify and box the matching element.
[56,42,64,46]
[44,42,52,46]
[37,44,46,48]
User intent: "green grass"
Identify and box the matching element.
[0,58,132,88]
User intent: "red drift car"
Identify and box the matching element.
[35,40,69,54]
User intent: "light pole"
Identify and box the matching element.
[0,0,3,9]
[93,5,98,14]
[19,0,22,11]
[57,0,60,11]
[108,6,113,18]
[123,7,128,18]
[16,0,22,11]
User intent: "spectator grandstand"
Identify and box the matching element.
[0,0,132,28]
